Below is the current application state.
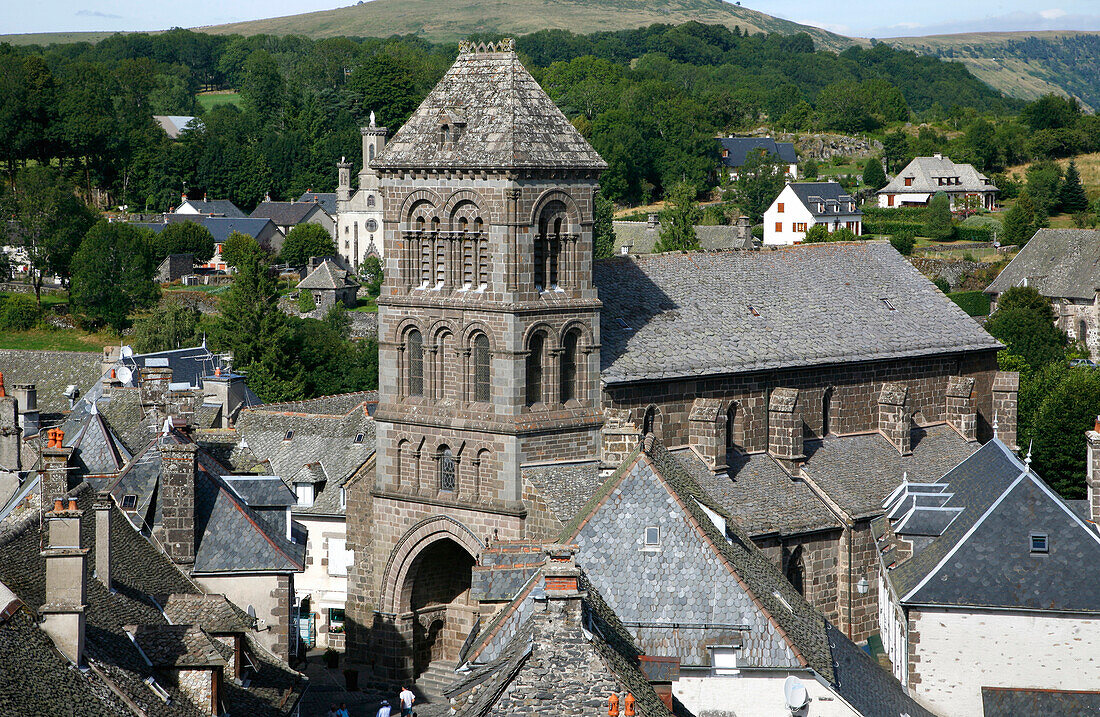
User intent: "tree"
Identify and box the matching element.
[239,50,285,125]
[889,230,916,256]
[1030,368,1100,498]
[655,182,700,252]
[882,130,909,174]
[297,290,317,313]
[70,221,160,332]
[280,223,336,268]
[1,166,96,304]
[803,224,830,243]
[1021,94,1081,132]
[593,190,616,261]
[1025,160,1063,217]
[0,294,41,330]
[156,221,216,262]
[361,255,383,296]
[1058,160,1089,214]
[731,150,786,223]
[220,230,263,269]
[130,302,201,353]
[831,227,858,242]
[212,236,289,370]
[1001,192,1039,246]
[985,287,1067,371]
[924,192,954,241]
[862,158,887,191]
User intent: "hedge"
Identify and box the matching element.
[948,290,991,317]
[861,206,929,220]
[862,220,925,236]
[953,226,993,242]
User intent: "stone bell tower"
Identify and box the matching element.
[336,111,389,269]
[344,39,607,678]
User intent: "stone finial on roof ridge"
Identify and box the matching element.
[458,38,516,55]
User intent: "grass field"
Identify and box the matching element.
[196,92,241,111]
[0,328,116,352]
[1007,153,1100,199]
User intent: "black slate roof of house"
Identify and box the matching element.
[878,438,1100,611]
[521,460,603,523]
[257,390,378,416]
[801,424,978,520]
[297,259,358,290]
[298,191,338,215]
[373,41,606,171]
[982,686,1100,715]
[594,243,1002,384]
[250,200,328,226]
[129,624,227,668]
[984,228,1100,300]
[60,404,131,476]
[825,622,936,717]
[0,486,305,716]
[106,431,305,574]
[156,215,281,244]
[0,349,101,419]
[718,137,797,167]
[787,182,861,217]
[611,221,754,255]
[177,198,246,218]
[163,593,253,634]
[673,448,840,536]
[224,476,296,507]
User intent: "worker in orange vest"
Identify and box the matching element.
[624,693,636,716]
[608,692,619,716]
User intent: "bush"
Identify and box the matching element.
[0,294,41,330]
[751,225,764,239]
[889,231,915,256]
[863,220,925,236]
[298,291,317,313]
[933,277,951,293]
[948,290,992,317]
[953,226,993,242]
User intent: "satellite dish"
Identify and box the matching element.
[120,345,133,360]
[116,366,133,385]
[784,676,809,712]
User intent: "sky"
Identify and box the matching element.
[3,0,1100,37]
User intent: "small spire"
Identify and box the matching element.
[370,110,376,127]
[1024,440,1033,468]
[993,412,1000,437]
[901,471,908,484]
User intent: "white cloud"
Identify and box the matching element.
[1039,8,1067,19]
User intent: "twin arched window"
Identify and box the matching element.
[535,201,568,291]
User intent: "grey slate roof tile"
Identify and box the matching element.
[297,259,358,290]
[521,461,602,524]
[826,622,936,717]
[297,191,338,216]
[718,137,797,167]
[250,201,329,226]
[0,349,101,419]
[128,624,226,667]
[879,155,996,196]
[984,228,1100,299]
[177,199,246,218]
[594,243,1002,384]
[787,182,860,218]
[163,593,253,633]
[611,221,754,255]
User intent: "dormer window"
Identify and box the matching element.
[1030,532,1048,554]
[440,124,451,147]
[121,494,138,510]
[904,177,913,187]
[295,482,315,508]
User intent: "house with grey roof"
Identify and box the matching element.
[250,199,335,239]
[296,258,359,310]
[298,191,338,216]
[154,114,200,139]
[878,154,997,210]
[985,228,1100,359]
[174,196,246,218]
[764,180,862,245]
[874,436,1100,717]
[612,213,754,255]
[717,136,798,179]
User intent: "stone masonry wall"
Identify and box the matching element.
[837,522,880,643]
[755,530,842,626]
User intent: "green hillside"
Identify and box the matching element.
[195,0,853,50]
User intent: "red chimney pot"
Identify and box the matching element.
[67,499,78,511]
[0,371,5,398]
[52,499,64,512]
[607,693,619,716]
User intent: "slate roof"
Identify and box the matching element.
[718,137,797,167]
[982,686,1100,716]
[0,486,305,716]
[154,115,199,139]
[611,221,754,255]
[879,155,996,196]
[176,198,246,218]
[879,438,1100,611]
[59,404,131,476]
[673,448,840,536]
[594,243,1002,384]
[786,182,861,218]
[224,476,296,507]
[250,201,329,226]
[297,191,338,216]
[129,624,226,667]
[984,228,1100,300]
[802,424,979,520]
[297,259,358,290]
[373,42,606,172]
[257,391,379,416]
[521,460,603,524]
[825,622,936,717]
[163,593,253,634]
[0,349,101,419]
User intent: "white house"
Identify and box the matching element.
[335,112,387,269]
[718,137,798,180]
[878,154,997,210]
[764,181,862,246]
[874,435,1100,717]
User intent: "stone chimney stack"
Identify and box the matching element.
[1087,420,1100,524]
[540,544,584,621]
[878,383,912,456]
[768,388,804,473]
[202,369,247,429]
[138,367,173,411]
[646,213,659,230]
[42,429,74,508]
[945,376,977,441]
[688,398,728,472]
[94,492,112,590]
[11,383,38,438]
[0,374,19,471]
[100,345,121,380]
[992,371,1020,450]
[40,498,87,665]
[160,443,198,566]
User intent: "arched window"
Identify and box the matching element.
[726,403,741,452]
[1080,320,1089,344]
[822,387,834,437]
[526,332,545,406]
[458,217,468,233]
[477,238,489,287]
[473,334,491,403]
[369,144,375,161]
[367,194,376,208]
[415,214,425,231]
[785,545,805,596]
[643,406,658,436]
[439,446,456,491]
[474,217,483,234]
[560,329,580,404]
[436,332,451,398]
[535,201,568,291]
[407,330,424,397]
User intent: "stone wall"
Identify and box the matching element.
[837,522,880,643]
[755,530,842,626]
[1052,296,1100,360]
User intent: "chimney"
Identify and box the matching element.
[42,429,74,507]
[688,398,728,471]
[992,371,1019,450]
[1087,420,1100,524]
[40,498,87,665]
[540,544,584,620]
[202,369,247,429]
[0,376,18,471]
[160,442,198,566]
[100,345,121,379]
[11,383,38,437]
[94,491,112,590]
[945,376,977,441]
[768,388,804,473]
[878,383,911,455]
[646,213,659,230]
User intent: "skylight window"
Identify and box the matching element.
[772,590,794,613]
[748,305,759,317]
[121,494,137,510]
[881,298,896,311]
[1030,532,1049,554]
[354,433,364,444]
[284,430,293,441]
[644,526,660,547]
[616,317,633,331]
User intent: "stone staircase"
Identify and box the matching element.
[416,660,459,700]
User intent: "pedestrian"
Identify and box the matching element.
[337,702,351,717]
[398,686,415,717]
[326,704,339,717]
[376,699,392,717]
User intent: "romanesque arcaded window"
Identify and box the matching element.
[408,329,424,397]
[560,329,580,403]
[436,332,451,398]
[526,332,545,406]
[439,447,456,491]
[477,237,489,286]
[535,201,568,291]
[473,333,490,403]
[785,545,805,595]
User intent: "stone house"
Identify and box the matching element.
[612,213,754,255]
[155,252,195,283]
[874,436,1100,717]
[133,215,286,264]
[718,136,798,180]
[335,113,388,270]
[250,198,336,238]
[985,228,1100,359]
[877,154,997,210]
[763,181,862,245]
[296,258,359,310]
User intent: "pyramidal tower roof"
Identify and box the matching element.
[373,39,607,172]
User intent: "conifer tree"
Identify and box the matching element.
[1058,160,1089,214]
[655,182,700,252]
[924,192,954,241]
[1002,191,1039,246]
[862,157,887,191]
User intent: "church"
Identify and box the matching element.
[342,39,1014,687]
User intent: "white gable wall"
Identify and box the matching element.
[676,672,861,717]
